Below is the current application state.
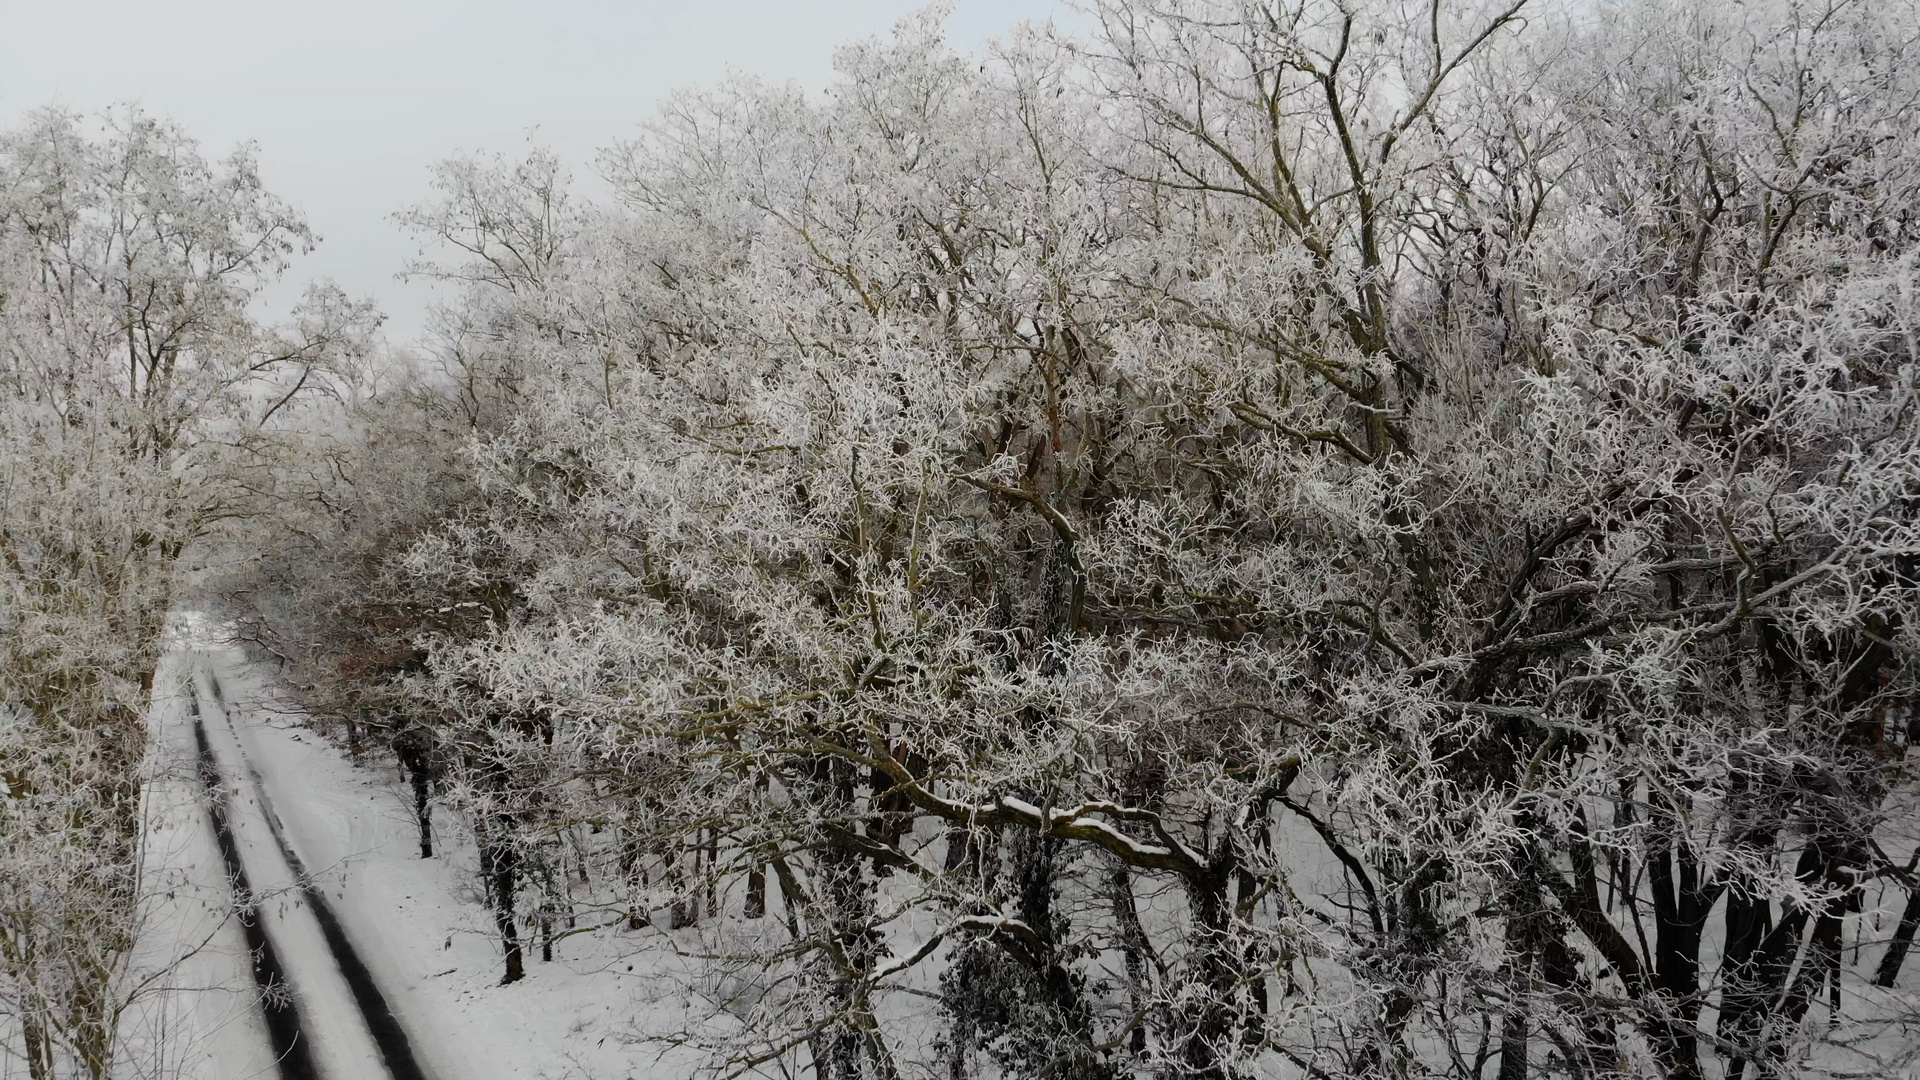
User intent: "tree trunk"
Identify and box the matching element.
[704,828,718,916]
[745,863,767,919]
[1178,867,1241,1080]
[22,1012,52,1080]
[1111,865,1151,1059]
[413,766,433,858]
[669,842,697,930]
[479,823,523,984]
[1646,832,1718,1080]
[620,827,650,930]
[943,823,976,875]
[1497,859,1545,1080]
[1237,867,1266,1039]
[1720,888,1776,1079]
[1874,882,1920,987]
[393,730,433,858]
[814,755,887,1080]
[73,974,115,1080]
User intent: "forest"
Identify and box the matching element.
[4,0,1920,1077]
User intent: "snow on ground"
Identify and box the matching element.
[117,643,282,1080]
[120,612,1920,1080]
[133,618,711,1080]
[131,615,1287,1080]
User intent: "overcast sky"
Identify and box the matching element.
[0,0,1061,342]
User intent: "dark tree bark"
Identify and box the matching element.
[619,826,650,930]
[478,820,523,985]
[703,827,718,916]
[1874,883,1920,987]
[669,843,698,930]
[1497,892,1533,1080]
[811,754,889,1080]
[745,863,767,919]
[393,729,434,859]
[1645,829,1721,1080]
[1174,853,1243,1080]
[943,823,976,875]
[1111,865,1152,1059]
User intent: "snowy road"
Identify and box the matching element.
[186,664,430,1080]
[187,695,320,1080]
[136,627,702,1080]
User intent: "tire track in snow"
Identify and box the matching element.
[191,694,321,1080]
[205,666,433,1080]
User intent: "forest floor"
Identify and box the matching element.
[127,619,708,1080]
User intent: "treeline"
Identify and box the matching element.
[230,1,1920,1077]
[7,0,1920,1076]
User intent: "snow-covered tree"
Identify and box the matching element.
[230,1,1920,1076]
[0,107,374,1078]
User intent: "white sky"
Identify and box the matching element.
[0,0,1062,342]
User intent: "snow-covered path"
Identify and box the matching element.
[187,664,427,1080]
[186,701,320,1080]
[134,626,706,1080]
